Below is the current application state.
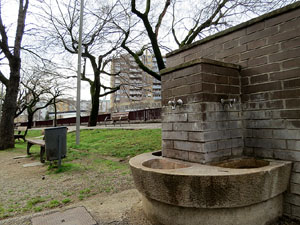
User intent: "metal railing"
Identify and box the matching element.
[18,108,161,127]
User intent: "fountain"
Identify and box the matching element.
[129,58,292,225]
[128,2,300,223]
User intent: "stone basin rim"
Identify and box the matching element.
[129,151,292,176]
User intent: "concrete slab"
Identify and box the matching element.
[22,162,44,167]
[13,155,28,159]
[31,207,97,225]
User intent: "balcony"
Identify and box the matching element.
[152,85,161,90]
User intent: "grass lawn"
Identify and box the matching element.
[0,128,161,219]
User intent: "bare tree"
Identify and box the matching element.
[0,0,29,150]
[16,71,65,129]
[120,0,296,81]
[40,0,125,126]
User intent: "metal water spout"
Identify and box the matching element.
[168,98,184,110]
[221,98,236,108]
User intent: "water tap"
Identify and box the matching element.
[168,99,184,110]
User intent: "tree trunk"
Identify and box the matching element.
[54,99,57,127]
[27,112,34,129]
[88,79,100,127]
[0,68,20,149]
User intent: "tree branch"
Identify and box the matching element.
[155,0,170,37]
[0,70,8,86]
[121,30,161,81]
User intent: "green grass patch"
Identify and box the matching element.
[47,163,82,174]
[14,129,44,153]
[45,200,61,208]
[26,196,47,208]
[61,198,71,204]
[67,129,161,158]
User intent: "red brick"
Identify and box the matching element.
[187,93,204,103]
[229,77,240,85]
[224,55,240,64]
[246,21,265,35]
[249,93,269,101]
[186,74,202,85]
[283,58,300,69]
[202,93,227,102]
[161,73,172,82]
[202,73,228,84]
[215,66,240,77]
[247,39,267,50]
[170,77,188,88]
[241,77,249,85]
[202,83,215,93]
[241,44,279,60]
[266,100,284,109]
[282,37,300,49]
[269,48,300,62]
[216,85,240,94]
[240,26,279,44]
[216,85,230,94]
[174,64,201,78]
[216,45,247,58]
[280,17,300,32]
[244,81,282,94]
[272,89,300,99]
[265,8,300,27]
[270,68,300,81]
[173,86,191,96]
[250,74,269,84]
[243,63,280,77]
[223,39,239,49]
[247,56,268,67]
[286,99,300,109]
[280,110,300,119]
[190,83,202,93]
[284,78,300,89]
[268,27,300,44]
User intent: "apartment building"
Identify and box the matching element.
[110,53,164,112]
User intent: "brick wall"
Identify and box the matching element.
[164,2,300,220]
[161,59,242,163]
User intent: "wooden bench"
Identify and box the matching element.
[26,138,46,163]
[14,126,28,142]
[105,112,130,126]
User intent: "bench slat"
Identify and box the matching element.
[26,138,45,146]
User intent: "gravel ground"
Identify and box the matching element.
[0,148,134,220]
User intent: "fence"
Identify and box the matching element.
[18,108,161,127]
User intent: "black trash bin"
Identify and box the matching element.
[44,127,67,166]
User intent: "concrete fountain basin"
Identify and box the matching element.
[129,152,292,225]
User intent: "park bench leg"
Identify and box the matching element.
[27,142,33,155]
[40,146,45,163]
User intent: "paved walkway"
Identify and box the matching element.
[0,189,150,225]
[31,123,161,132]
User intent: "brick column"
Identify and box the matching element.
[161,58,242,164]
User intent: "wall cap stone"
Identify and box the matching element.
[160,58,240,76]
[166,2,300,58]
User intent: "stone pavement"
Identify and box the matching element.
[0,189,150,225]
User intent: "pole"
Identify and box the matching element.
[76,0,84,145]
[0,83,3,121]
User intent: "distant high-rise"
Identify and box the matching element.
[110,53,164,112]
